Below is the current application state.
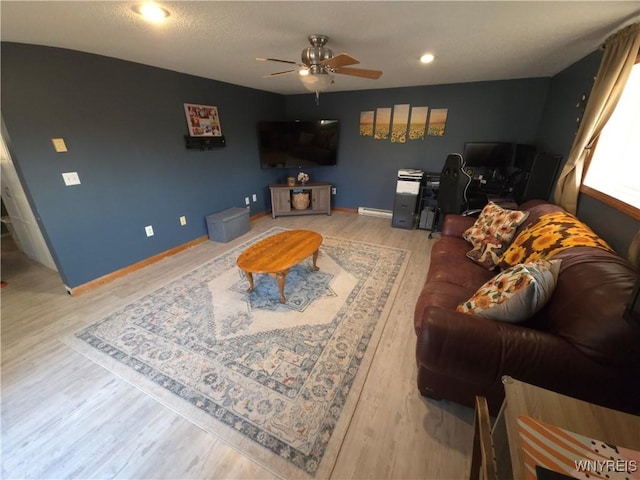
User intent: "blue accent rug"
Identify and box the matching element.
[66,228,409,478]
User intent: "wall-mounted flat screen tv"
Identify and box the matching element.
[463,142,513,171]
[257,120,339,169]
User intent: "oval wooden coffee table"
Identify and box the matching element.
[236,230,323,303]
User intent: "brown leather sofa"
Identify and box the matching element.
[414,200,640,414]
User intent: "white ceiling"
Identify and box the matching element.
[1,1,639,95]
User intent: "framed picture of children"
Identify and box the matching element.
[184,103,222,137]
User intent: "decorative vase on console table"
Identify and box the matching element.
[298,172,309,186]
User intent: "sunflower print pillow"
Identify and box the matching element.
[463,201,529,246]
[463,202,530,269]
[457,259,561,322]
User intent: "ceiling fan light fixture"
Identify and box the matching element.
[299,72,334,93]
[258,34,382,98]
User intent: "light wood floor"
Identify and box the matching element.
[1,212,474,479]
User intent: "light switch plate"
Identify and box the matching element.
[62,172,81,186]
[52,138,68,153]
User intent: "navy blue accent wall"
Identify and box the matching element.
[285,78,550,210]
[4,41,634,289]
[1,42,285,288]
[536,50,601,163]
[536,50,639,255]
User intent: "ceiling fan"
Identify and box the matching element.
[257,34,383,102]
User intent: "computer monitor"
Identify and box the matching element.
[462,142,513,171]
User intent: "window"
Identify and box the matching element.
[582,60,640,218]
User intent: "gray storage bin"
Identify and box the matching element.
[206,207,250,243]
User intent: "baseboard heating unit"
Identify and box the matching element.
[357,207,393,219]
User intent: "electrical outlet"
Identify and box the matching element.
[331,187,337,195]
[252,193,257,202]
[145,225,154,237]
[179,215,187,226]
[245,196,250,205]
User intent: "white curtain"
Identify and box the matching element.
[554,23,640,214]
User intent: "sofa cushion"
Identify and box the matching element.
[498,211,613,269]
[428,236,496,291]
[415,235,495,335]
[540,248,639,367]
[457,259,561,322]
[463,202,529,269]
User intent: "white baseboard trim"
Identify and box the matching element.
[358,207,393,219]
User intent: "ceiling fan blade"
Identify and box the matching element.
[263,70,297,78]
[321,53,360,69]
[335,66,383,79]
[256,57,299,65]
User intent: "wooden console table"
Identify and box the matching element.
[471,377,640,480]
[269,182,332,218]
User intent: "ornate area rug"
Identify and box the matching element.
[63,228,409,478]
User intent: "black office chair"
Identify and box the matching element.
[434,153,490,234]
[437,153,471,216]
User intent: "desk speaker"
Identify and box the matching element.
[513,153,562,203]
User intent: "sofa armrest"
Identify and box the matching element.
[416,307,503,386]
[415,306,638,393]
[441,214,476,238]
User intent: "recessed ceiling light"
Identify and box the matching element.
[134,3,170,23]
[420,53,435,64]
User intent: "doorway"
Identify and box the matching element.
[1,130,58,272]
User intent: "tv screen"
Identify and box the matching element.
[257,120,339,169]
[463,142,513,170]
